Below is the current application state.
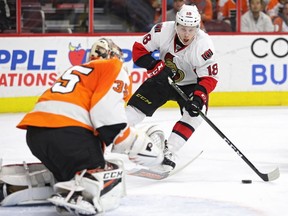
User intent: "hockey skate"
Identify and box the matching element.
[48,192,96,216]
[47,168,97,215]
[162,142,176,172]
[149,140,176,172]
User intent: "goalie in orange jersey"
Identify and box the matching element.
[0,38,166,215]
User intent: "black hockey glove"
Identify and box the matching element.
[147,60,174,81]
[185,96,203,117]
[185,85,207,117]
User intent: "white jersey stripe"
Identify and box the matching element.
[32,100,93,128]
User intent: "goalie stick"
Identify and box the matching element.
[128,150,203,180]
[167,76,280,182]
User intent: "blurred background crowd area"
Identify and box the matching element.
[0,0,287,34]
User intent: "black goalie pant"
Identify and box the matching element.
[26,126,105,182]
[128,76,198,116]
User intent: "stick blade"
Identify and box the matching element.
[128,168,169,180]
[128,151,203,180]
[267,167,280,181]
[261,167,280,182]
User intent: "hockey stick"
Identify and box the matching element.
[168,77,280,182]
[128,150,203,180]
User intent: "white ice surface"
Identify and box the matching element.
[0,107,287,216]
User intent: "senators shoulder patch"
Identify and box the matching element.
[154,23,163,33]
[201,49,213,61]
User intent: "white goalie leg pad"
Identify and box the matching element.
[49,159,126,215]
[49,170,98,215]
[90,159,126,212]
[0,161,55,206]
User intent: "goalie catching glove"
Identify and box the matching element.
[185,85,207,117]
[112,125,165,167]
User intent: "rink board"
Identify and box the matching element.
[1,91,288,113]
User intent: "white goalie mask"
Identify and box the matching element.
[175,4,201,45]
[89,38,111,61]
[89,38,124,61]
[110,44,124,61]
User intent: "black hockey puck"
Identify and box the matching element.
[241,179,252,184]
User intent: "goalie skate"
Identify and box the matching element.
[48,193,96,216]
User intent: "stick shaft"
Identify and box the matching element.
[168,77,277,181]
